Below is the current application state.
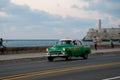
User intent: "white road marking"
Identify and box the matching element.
[103,76,120,80]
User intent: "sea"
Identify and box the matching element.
[3,39,58,47]
[2,39,120,47]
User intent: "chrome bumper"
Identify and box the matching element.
[46,52,65,57]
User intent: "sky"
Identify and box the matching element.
[0,0,120,39]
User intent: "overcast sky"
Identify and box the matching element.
[0,0,120,39]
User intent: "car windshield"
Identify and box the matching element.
[57,40,72,45]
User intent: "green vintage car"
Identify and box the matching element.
[46,39,91,61]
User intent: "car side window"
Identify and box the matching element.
[73,40,77,45]
[66,41,71,44]
[78,40,83,46]
[73,40,82,46]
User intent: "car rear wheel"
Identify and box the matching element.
[83,53,88,59]
[48,57,54,61]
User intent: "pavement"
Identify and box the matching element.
[0,48,120,63]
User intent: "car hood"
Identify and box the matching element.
[48,44,72,51]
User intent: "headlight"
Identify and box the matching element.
[63,48,65,51]
[46,48,48,52]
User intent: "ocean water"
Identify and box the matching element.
[3,39,58,47]
[2,39,119,47]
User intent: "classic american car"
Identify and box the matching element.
[46,39,91,61]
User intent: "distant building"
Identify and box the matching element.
[83,19,120,41]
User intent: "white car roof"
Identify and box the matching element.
[60,39,72,41]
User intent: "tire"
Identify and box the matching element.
[48,57,54,62]
[65,51,72,60]
[83,53,88,59]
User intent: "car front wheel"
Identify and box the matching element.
[65,52,72,60]
[83,53,88,59]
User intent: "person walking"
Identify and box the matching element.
[93,36,98,50]
[110,39,114,48]
[0,38,3,48]
[0,38,6,54]
[94,38,98,50]
[0,38,3,54]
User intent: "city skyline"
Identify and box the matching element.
[0,0,120,39]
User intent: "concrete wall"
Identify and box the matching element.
[90,44,120,49]
[0,46,50,54]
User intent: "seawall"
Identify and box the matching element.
[0,44,120,55]
[0,46,50,54]
[89,44,120,49]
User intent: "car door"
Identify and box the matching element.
[72,40,82,56]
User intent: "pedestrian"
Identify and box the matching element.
[0,38,6,54]
[110,39,114,48]
[0,38,3,48]
[0,38,3,54]
[93,37,98,50]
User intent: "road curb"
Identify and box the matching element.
[0,51,120,64]
[0,56,47,64]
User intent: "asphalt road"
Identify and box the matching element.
[0,53,120,80]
